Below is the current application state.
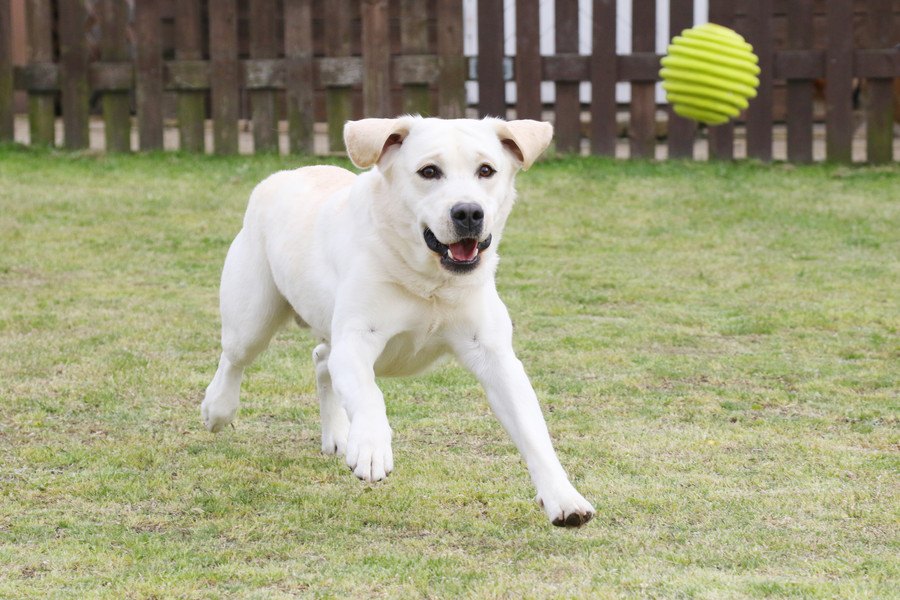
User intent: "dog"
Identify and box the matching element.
[200,116,594,527]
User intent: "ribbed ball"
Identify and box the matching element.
[659,23,760,125]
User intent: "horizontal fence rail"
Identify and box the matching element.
[0,0,897,162]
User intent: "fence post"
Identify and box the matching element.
[25,0,55,146]
[324,0,353,152]
[786,0,813,163]
[515,0,541,121]
[591,0,616,156]
[667,0,695,159]
[361,0,391,117]
[0,0,15,141]
[209,0,239,155]
[401,0,431,115]
[629,0,655,158]
[58,0,89,150]
[864,0,894,164]
[744,0,773,161]
[135,0,164,150]
[477,0,505,118]
[249,0,279,153]
[707,0,735,160]
[100,0,130,151]
[175,0,205,152]
[825,1,853,163]
[436,0,466,119]
[555,0,580,152]
[285,0,315,153]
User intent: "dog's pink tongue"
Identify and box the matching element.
[449,239,478,261]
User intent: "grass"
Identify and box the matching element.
[0,144,897,598]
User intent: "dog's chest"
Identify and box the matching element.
[372,307,450,377]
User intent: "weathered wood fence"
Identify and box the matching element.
[0,0,898,162]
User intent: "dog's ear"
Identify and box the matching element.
[343,118,413,169]
[494,120,554,170]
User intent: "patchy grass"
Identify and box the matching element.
[0,145,897,598]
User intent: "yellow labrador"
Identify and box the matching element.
[201,117,594,527]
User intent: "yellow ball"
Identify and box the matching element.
[659,23,760,125]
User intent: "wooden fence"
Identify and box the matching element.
[0,0,898,162]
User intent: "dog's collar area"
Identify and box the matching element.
[423,228,492,273]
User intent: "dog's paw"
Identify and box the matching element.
[345,416,393,482]
[321,418,350,456]
[200,398,237,433]
[537,482,595,528]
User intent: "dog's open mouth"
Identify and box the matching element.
[424,228,492,273]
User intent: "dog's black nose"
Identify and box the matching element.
[450,202,484,236]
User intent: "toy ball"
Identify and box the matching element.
[659,23,760,125]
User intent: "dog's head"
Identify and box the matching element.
[344,116,553,275]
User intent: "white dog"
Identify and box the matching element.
[201,116,594,527]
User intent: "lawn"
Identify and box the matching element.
[0,145,897,598]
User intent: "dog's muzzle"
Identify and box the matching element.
[423,228,492,273]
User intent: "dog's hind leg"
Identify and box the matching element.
[313,343,350,455]
[202,229,290,432]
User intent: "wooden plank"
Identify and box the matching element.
[854,50,900,78]
[401,0,431,115]
[285,0,314,153]
[515,0,541,120]
[324,0,353,152]
[175,0,205,152]
[165,60,209,90]
[0,0,11,141]
[590,0,616,155]
[249,0,278,153]
[361,0,391,117]
[555,0,579,152]
[864,0,894,164]
[394,56,441,85]
[629,0,655,158]
[667,0,695,159]
[477,0,505,117]
[436,0,466,118]
[318,57,364,87]
[786,0,813,163]
[90,62,133,91]
[707,0,735,160]
[744,0,772,161]
[135,0,164,150]
[825,0,853,163]
[25,0,55,146]
[775,49,824,80]
[101,0,131,152]
[209,0,239,154]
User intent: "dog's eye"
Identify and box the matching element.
[418,165,442,180]
[478,164,496,178]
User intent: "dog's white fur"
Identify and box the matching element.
[201,116,594,526]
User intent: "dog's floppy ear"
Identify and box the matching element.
[343,118,413,169]
[494,119,554,170]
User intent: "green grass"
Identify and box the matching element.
[0,145,897,598]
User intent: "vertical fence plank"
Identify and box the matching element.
[401,0,431,115]
[58,0,89,150]
[555,0,580,152]
[209,0,239,154]
[825,0,853,163]
[249,0,278,153]
[707,0,734,160]
[786,0,813,163]
[667,0,694,159]
[515,0,541,121]
[591,0,616,156]
[285,0,315,152]
[176,0,205,152]
[135,0,164,150]
[864,0,894,164]
[477,0,505,117]
[0,0,16,141]
[437,0,466,118]
[325,0,353,152]
[744,0,772,161]
[630,0,655,158]
[25,0,55,146]
[361,0,391,117]
[101,0,131,151]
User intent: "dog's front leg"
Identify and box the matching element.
[453,297,595,527]
[327,328,393,482]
